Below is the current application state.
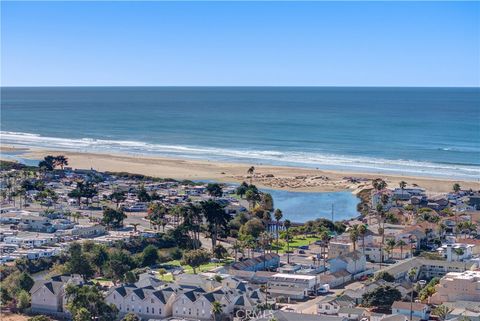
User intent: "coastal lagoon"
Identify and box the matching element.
[263,188,360,223]
[2,87,479,180]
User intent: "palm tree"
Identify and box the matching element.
[452,183,461,193]
[284,219,292,264]
[130,223,140,232]
[372,178,387,191]
[399,181,407,201]
[230,240,243,262]
[247,166,255,185]
[54,155,69,170]
[396,239,407,259]
[274,209,283,253]
[211,301,223,321]
[386,238,396,260]
[408,268,417,321]
[318,230,329,274]
[433,305,452,321]
[358,224,367,255]
[349,225,360,274]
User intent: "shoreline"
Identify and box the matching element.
[1,145,477,194]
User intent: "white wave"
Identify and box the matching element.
[1,131,479,180]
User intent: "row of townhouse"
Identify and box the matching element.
[106,273,266,320]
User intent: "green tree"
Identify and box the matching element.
[141,245,159,267]
[358,224,367,255]
[181,249,211,274]
[397,240,407,259]
[105,249,136,283]
[247,166,255,185]
[212,301,223,321]
[122,313,141,321]
[362,285,402,309]
[284,219,292,264]
[74,307,92,321]
[239,218,265,239]
[38,155,56,171]
[16,289,30,312]
[433,305,452,321]
[202,200,231,250]
[102,207,127,229]
[213,244,228,260]
[261,193,274,212]
[245,189,260,210]
[65,284,117,321]
[274,209,283,254]
[65,243,94,279]
[124,271,138,284]
[54,155,69,170]
[236,182,249,199]
[206,183,223,198]
[137,185,151,202]
[375,271,395,282]
[109,190,126,208]
[453,183,461,193]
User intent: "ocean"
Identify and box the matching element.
[1,87,479,180]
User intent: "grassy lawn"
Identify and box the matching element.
[160,259,234,274]
[272,236,319,253]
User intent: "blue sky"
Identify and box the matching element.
[1,1,479,87]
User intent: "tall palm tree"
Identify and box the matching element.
[230,241,243,262]
[386,238,396,260]
[396,239,407,259]
[130,223,140,232]
[408,268,417,321]
[247,166,255,185]
[284,219,292,264]
[274,209,283,253]
[358,224,367,255]
[318,230,329,274]
[349,225,360,274]
[211,301,223,321]
[433,305,452,321]
[54,155,69,170]
[399,181,407,197]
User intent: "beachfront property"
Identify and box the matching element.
[430,271,480,304]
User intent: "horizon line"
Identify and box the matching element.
[1,85,479,89]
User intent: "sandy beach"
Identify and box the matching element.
[1,145,477,194]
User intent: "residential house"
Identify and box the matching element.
[328,251,366,275]
[30,274,84,317]
[230,253,280,272]
[391,301,430,320]
[337,307,367,321]
[328,240,353,258]
[317,295,355,315]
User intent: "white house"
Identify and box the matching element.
[30,274,84,317]
[391,301,430,320]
